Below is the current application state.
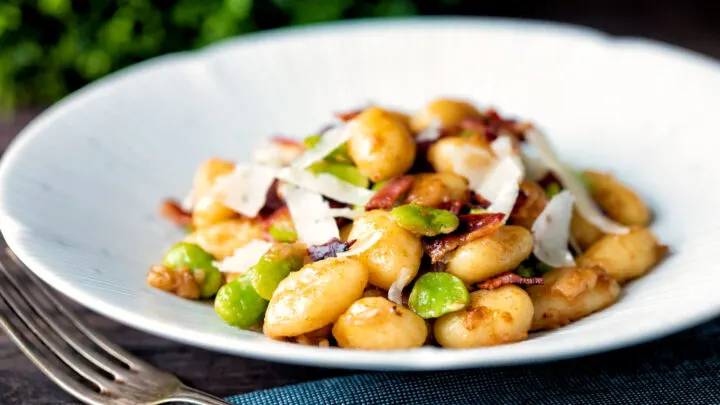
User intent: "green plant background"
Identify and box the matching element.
[0,0,475,111]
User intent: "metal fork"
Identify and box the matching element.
[0,248,231,405]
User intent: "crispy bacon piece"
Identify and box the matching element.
[476,271,544,290]
[460,117,487,133]
[334,109,363,122]
[263,205,289,225]
[159,199,192,227]
[365,176,415,210]
[307,238,356,261]
[472,193,492,209]
[436,200,465,215]
[259,180,285,218]
[536,172,562,190]
[423,213,505,263]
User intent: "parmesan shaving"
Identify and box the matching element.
[451,145,496,189]
[415,119,442,142]
[276,167,374,206]
[280,183,340,245]
[521,151,550,181]
[337,231,382,258]
[328,207,364,219]
[486,182,519,223]
[388,267,414,305]
[211,164,277,217]
[525,129,629,234]
[477,156,524,204]
[532,190,577,268]
[213,240,272,273]
[490,135,526,181]
[292,124,352,169]
[490,135,514,157]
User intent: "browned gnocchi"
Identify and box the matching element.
[149,98,668,350]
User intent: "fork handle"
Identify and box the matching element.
[163,385,232,405]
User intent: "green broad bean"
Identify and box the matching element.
[214,275,268,328]
[545,182,561,199]
[248,245,306,300]
[303,134,352,163]
[389,205,459,236]
[409,272,469,319]
[162,242,222,298]
[515,263,536,278]
[269,223,298,243]
[310,161,369,188]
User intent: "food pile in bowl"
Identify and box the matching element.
[148,98,667,350]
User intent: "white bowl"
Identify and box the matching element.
[1,18,719,371]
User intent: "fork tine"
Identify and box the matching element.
[0,261,116,392]
[7,249,159,373]
[0,305,110,405]
[0,257,134,380]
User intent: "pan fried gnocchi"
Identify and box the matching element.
[148,98,668,349]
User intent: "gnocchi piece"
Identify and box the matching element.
[192,195,237,229]
[191,158,237,228]
[387,110,412,131]
[405,173,469,208]
[264,257,369,338]
[509,181,548,230]
[347,107,416,182]
[583,170,652,227]
[427,136,493,177]
[192,158,235,197]
[184,218,265,259]
[445,225,534,284]
[410,98,483,132]
[570,210,605,251]
[434,286,534,348]
[332,297,427,350]
[347,210,423,290]
[527,267,621,331]
[576,227,667,283]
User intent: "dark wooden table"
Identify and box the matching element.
[2,4,720,404]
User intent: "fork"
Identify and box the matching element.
[0,247,231,405]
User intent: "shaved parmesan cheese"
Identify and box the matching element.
[490,135,514,157]
[451,145,496,189]
[491,135,526,181]
[328,207,364,219]
[415,119,442,142]
[253,139,304,167]
[280,184,340,245]
[486,181,519,223]
[388,267,414,305]
[521,151,550,181]
[525,129,629,234]
[477,156,524,203]
[337,231,382,258]
[276,167,374,206]
[213,240,272,273]
[211,164,277,217]
[532,190,576,268]
[292,124,352,169]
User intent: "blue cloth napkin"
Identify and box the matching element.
[226,318,720,405]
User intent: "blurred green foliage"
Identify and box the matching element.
[0,0,430,111]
